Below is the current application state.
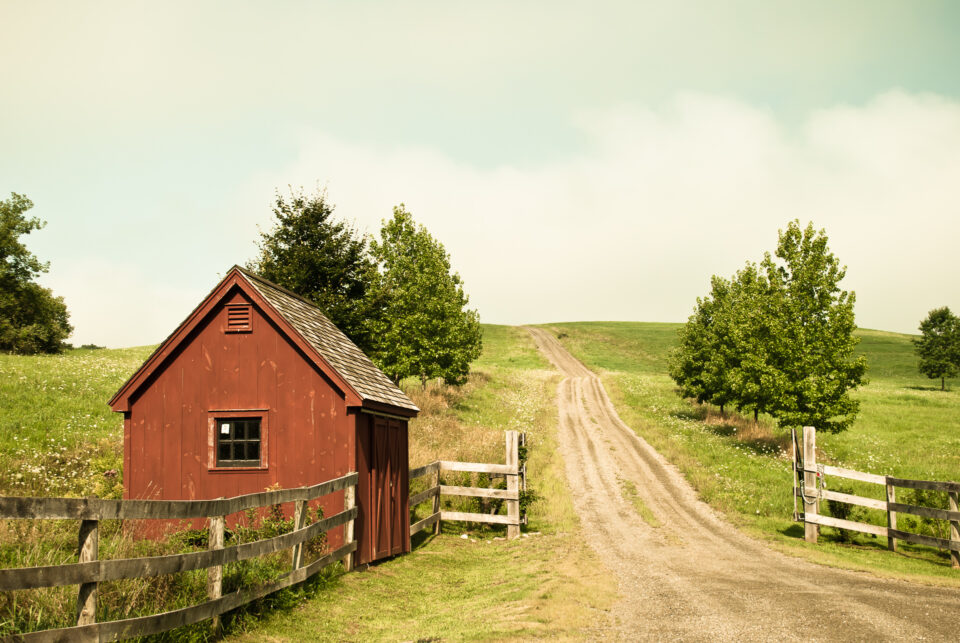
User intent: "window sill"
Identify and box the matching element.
[208,466,269,473]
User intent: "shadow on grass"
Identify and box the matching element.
[670,406,707,422]
[906,385,953,392]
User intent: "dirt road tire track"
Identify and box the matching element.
[527,327,960,642]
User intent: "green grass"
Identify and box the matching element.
[0,345,154,497]
[542,321,960,584]
[0,326,617,639]
[228,324,616,641]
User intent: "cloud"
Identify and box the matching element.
[233,90,959,335]
[41,259,207,349]
[52,90,960,345]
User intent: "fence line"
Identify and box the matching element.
[409,430,523,538]
[0,472,358,642]
[793,426,960,567]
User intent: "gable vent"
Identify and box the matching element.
[225,305,252,333]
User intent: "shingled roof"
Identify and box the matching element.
[236,267,418,413]
[109,266,418,415]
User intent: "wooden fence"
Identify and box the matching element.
[0,472,358,642]
[409,430,522,540]
[793,426,960,567]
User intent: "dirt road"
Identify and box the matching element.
[527,328,960,642]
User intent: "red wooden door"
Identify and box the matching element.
[372,417,393,559]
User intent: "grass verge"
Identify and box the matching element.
[542,321,960,586]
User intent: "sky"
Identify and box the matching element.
[2,1,959,347]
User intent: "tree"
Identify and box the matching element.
[671,220,865,433]
[670,275,736,416]
[0,193,72,353]
[760,221,866,433]
[249,187,380,354]
[725,262,784,423]
[914,307,960,391]
[369,205,482,385]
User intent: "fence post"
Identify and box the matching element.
[291,498,307,570]
[506,430,520,539]
[885,480,898,552]
[344,485,356,571]
[76,519,99,626]
[802,426,818,544]
[432,466,442,535]
[949,491,960,569]
[207,513,225,633]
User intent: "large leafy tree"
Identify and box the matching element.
[914,307,960,391]
[370,205,482,386]
[672,221,865,433]
[760,221,866,433]
[0,193,72,354]
[249,187,380,354]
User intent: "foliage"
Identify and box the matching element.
[671,221,866,433]
[913,307,960,391]
[552,321,960,580]
[0,193,72,354]
[370,205,482,385]
[759,221,867,432]
[249,186,380,354]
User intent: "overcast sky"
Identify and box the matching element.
[3,1,959,346]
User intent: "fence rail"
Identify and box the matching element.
[793,426,960,567]
[409,431,523,539]
[0,472,358,642]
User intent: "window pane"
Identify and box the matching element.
[246,421,260,440]
[218,443,230,462]
[247,441,260,462]
[233,443,245,461]
[233,422,245,440]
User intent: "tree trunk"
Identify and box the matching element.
[719,404,725,418]
[754,408,759,422]
[943,376,946,391]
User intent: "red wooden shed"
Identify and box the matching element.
[109,266,418,564]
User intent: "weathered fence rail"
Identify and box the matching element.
[793,426,960,567]
[409,430,523,539]
[0,472,358,642]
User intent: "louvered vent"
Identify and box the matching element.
[225,305,252,333]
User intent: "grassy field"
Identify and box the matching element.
[228,324,615,641]
[0,326,616,640]
[542,321,960,584]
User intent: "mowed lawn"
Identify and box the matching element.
[0,327,616,640]
[542,321,960,584]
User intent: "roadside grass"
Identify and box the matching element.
[0,326,617,639]
[541,321,960,585]
[228,324,616,641]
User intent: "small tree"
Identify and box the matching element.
[0,193,72,354]
[370,205,482,386]
[249,187,380,354]
[670,276,736,416]
[725,262,783,423]
[761,221,866,433]
[914,307,960,391]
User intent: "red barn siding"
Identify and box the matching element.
[126,289,353,541]
[114,269,415,563]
